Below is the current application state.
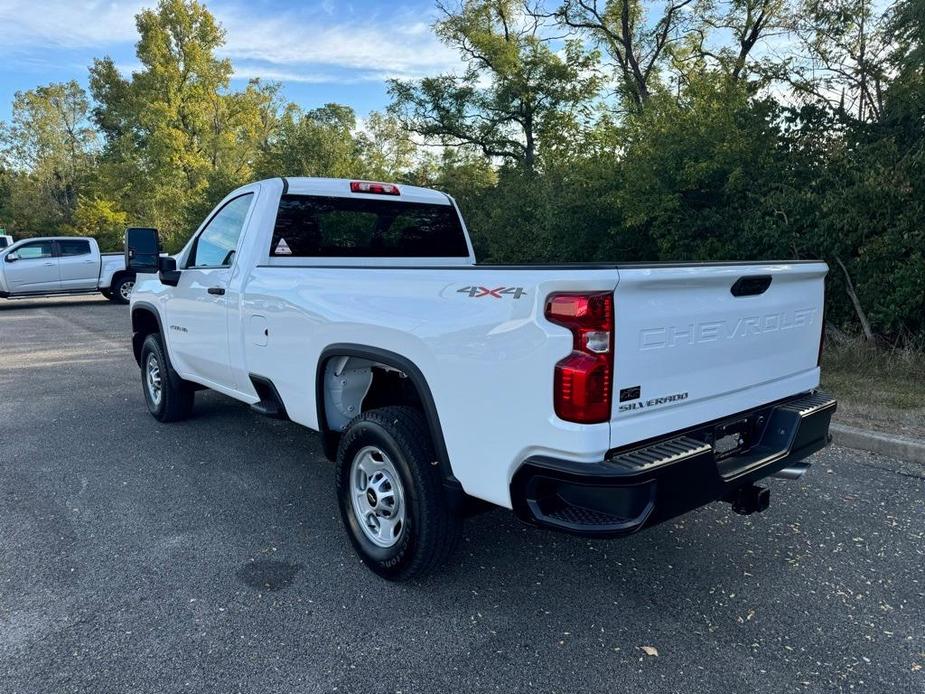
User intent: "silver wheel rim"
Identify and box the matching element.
[349,446,406,548]
[120,280,134,301]
[145,353,162,406]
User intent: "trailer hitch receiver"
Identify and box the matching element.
[727,484,770,515]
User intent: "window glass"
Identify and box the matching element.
[16,241,55,259]
[270,195,470,258]
[190,194,253,268]
[58,239,91,257]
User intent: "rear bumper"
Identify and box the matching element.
[510,391,836,537]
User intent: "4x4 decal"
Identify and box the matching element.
[457,286,527,299]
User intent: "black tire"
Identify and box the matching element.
[109,274,135,304]
[140,333,194,422]
[335,406,462,581]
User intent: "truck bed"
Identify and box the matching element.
[239,260,825,506]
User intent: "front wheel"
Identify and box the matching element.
[140,334,194,422]
[335,406,462,581]
[108,275,135,304]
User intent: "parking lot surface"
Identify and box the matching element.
[1,296,923,693]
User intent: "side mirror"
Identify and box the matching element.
[125,227,160,273]
[158,256,181,287]
[4,252,18,263]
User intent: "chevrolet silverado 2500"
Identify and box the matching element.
[0,236,135,303]
[126,177,836,580]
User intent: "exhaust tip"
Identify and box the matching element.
[772,463,811,480]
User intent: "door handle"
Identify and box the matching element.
[207,286,226,296]
[43,262,55,266]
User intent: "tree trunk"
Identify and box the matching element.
[835,256,874,342]
[523,115,535,173]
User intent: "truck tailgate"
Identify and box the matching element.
[610,262,827,448]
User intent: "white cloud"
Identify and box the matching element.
[230,64,369,85]
[0,0,142,49]
[215,7,461,79]
[0,0,464,83]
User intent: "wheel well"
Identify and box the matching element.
[315,346,462,505]
[319,356,423,435]
[110,270,135,288]
[131,307,161,365]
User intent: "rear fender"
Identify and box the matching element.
[100,257,127,288]
[314,343,464,508]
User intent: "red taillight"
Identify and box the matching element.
[545,292,614,423]
[350,180,400,195]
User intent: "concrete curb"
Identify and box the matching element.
[830,422,925,464]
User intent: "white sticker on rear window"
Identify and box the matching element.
[275,238,292,255]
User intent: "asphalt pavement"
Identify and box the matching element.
[0,296,922,693]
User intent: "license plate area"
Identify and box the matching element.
[713,418,750,460]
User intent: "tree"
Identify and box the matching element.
[356,112,418,181]
[682,0,789,84]
[69,196,129,252]
[89,0,274,246]
[556,0,697,109]
[0,81,97,233]
[257,103,362,180]
[615,75,790,261]
[785,0,891,122]
[389,0,600,171]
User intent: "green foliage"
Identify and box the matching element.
[68,196,130,252]
[256,103,362,180]
[0,0,921,343]
[389,0,600,170]
[0,80,96,235]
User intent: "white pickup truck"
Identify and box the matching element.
[126,177,836,580]
[0,236,136,303]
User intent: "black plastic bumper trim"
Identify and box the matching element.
[511,391,836,538]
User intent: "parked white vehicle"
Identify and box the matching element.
[127,177,836,580]
[0,237,136,303]
[0,234,13,249]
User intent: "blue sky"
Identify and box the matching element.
[0,0,466,122]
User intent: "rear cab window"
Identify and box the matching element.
[58,239,92,257]
[269,195,470,259]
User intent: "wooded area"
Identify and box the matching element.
[0,0,922,342]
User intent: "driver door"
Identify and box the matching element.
[4,240,60,293]
[164,193,254,389]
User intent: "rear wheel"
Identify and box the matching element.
[335,406,462,581]
[140,333,194,422]
[109,275,135,304]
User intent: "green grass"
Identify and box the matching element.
[821,335,925,439]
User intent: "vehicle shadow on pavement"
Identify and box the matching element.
[0,298,113,311]
[195,389,796,601]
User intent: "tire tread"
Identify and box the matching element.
[335,406,461,580]
[141,333,194,422]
